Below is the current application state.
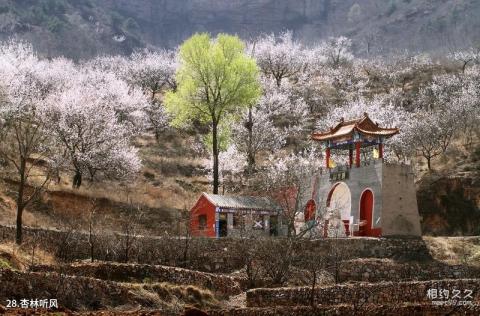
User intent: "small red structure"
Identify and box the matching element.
[312,113,399,168]
[190,193,283,237]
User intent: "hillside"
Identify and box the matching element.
[0,45,478,237]
[0,0,479,59]
[0,128,211,236]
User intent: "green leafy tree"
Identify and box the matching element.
[165,33,261,194]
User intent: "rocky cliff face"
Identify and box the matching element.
[0,0,479,59]
[417,176,480,236]
[98,0,331,48]
[99,0,480,53]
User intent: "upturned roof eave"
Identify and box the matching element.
[311,126,399,142]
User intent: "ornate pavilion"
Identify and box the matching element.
[303,113,421,237]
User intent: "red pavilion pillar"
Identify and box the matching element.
[379,143,384,159]
[326,147,331,168]
[355,142,361,167]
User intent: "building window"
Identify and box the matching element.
[198,215,207,230]
[233,214,244,229]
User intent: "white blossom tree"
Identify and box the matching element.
[89,51,176,142]
[217,145,247,193]
[46,67,148,188]
[389,53,434,95]
[293,71,329,114]
[455,66,480,147]
[261,147,322,236]
[450,48,480,73]
[232,77,310,173]
[232,105,285,173]
[0,41,70,244]
[127,50,178,94]
[251,31,306,87]
[405,109,456,170]
[317,36,354,69]
[126,50,177,142]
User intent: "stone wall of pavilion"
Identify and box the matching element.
[307,161,421,237]
[382,163,422,236]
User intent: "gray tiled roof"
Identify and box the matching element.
[203,193,281,211]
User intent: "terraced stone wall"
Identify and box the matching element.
[246,279,480,307]
[338,258,480,282]
[0,224,432,272]
[31,262,246,297]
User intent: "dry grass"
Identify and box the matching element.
[0,129,210,235]
[0,241,56,271]
[127,282,218,314]
[424,236,480,266]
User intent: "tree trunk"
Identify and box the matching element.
[310,270,317,307]
[275,76,282,87]
[427,157,431,170]
[246,106,255,174]
[212,121,219,194]
[73,170,82,188]
[124,229,130,263]
[15,158,27,245]
[89,218,94,263]
[16,204,24,245]
[182,235,189,268]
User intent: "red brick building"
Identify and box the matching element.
[190,193,284,237]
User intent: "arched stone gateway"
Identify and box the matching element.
[326,182,352,236]
[304,113,422,237]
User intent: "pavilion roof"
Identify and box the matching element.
[202,193,281,211]
[312,113,399,142]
